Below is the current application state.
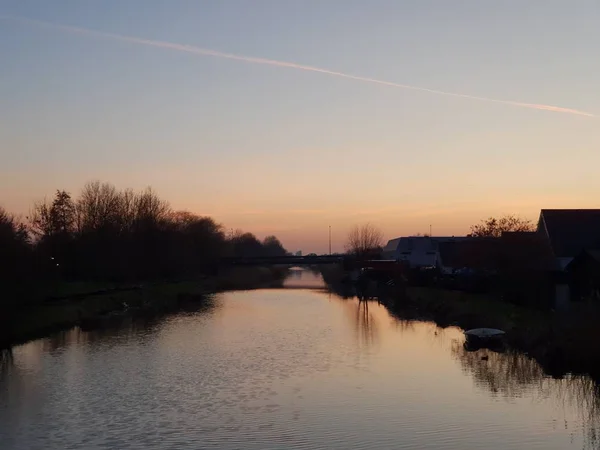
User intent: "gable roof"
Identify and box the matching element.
[383,238,401,253]
[566,249,600,271]
[539,209,600,257]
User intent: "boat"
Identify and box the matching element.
[464,328,506,349]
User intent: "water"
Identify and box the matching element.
[1,270,599,449]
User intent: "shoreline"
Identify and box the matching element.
[1,266,288,349]
[321,260,600,381]
[380,286,600,380]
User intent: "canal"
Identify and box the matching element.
[1,270,599,449]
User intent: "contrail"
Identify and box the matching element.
[1,14,595,118]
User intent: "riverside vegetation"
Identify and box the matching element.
[320,262,600,381]
[0,181,290,347]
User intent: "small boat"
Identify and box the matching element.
[464,328,506,349]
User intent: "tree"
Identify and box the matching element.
[29,190,76,238]
[469,215,534,238]
[345,223,384,257]
[262,235,287,257]
[0,208,28,246]
[77,181,127,234]
[15,180,291,282]
[169,211,226,270]
[0,207,32,310]
[230,232,264,258]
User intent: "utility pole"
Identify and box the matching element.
[430,224,432,237]
[329,225,332,255]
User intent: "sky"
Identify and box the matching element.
[1,1,599,253]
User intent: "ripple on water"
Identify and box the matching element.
[0,287,598,450]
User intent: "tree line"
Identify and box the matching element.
[1,181,288,293]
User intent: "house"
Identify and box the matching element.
[382,236,469,268]
[437,238,500,275]
[566,249,600,301]
[537,209,600,270]
[497,231,556,272]
[382,238,401,260]
[436,232,555,274]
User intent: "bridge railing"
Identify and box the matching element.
[220,255,346,265]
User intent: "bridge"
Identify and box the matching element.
[221,255,345,266]
[220,255,407,273]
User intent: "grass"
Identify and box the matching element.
[404,287,548,330]
[389,287,600,379]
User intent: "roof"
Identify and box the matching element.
[397,236,469,252]
[438,238,500,270]
[383,236,469,254]
[587,250,600,261]
[539,209,600,257]
[498,231,556,271]
[439,233,556,271]
[383,238,401,253]
[566,249,600,271]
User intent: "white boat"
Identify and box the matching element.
[464,328,505,339]
[464,328,506,350]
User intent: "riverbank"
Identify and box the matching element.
[384,287,600,380]
[319,258,600,379]
[1,266,288,349]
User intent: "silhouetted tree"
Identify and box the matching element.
[76,181,126,234]
[230,232,264,258]
[345,223,384,258]
[30,190,76,238]
[7,180,288,284]
[0,207,31,311]
[262,235,287,257]
[469,215,534,237]
[168,211,226,273]
[29,191,77,278]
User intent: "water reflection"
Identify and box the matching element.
[3,276,600,449]
[282,267,326,289]
[327,279,600,449]
[452,342,600,448]
[0,349,13,381]
[338,298,380,350]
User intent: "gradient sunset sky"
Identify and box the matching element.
[1,1,599,253]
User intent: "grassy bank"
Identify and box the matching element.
[2,266,288,349]
[387,287,600,379]
[318,260,600,379]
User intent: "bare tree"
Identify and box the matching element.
[345,223,384,257]
[469,215,534,237]
[77,181,123,233]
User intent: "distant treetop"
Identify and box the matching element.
[469,214,535,238]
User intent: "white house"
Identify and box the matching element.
[382,236,469,268]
